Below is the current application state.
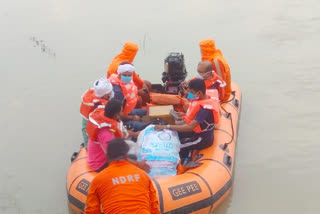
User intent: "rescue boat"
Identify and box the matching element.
[67,82,241,214]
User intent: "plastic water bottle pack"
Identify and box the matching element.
[137,125,181,177]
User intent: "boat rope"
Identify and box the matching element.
[220,103,235,151]
[220,90,236,104]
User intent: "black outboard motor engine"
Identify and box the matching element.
[161,53,187,94]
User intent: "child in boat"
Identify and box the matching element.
[86,99,150,172]
[155,79,220,161]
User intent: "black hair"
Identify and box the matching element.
[104,99,122,118]
[188,78,206,94]
[107,138,129,161]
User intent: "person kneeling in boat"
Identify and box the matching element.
[109,62,148,132]
[80,77,114,147]
[85,138,160,214]
[179,60,226,101]
[86,99,150,172]
[155,79,220,162]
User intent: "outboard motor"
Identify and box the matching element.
[161,53,187,94]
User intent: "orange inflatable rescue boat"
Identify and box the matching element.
[67,82,241,214]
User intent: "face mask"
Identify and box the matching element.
[187,92,199,100]
[197,71,211,80]
[121,75,132,84]
[196,72,204,79]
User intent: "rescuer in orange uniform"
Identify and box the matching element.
[107,41,144,89]
[85,138,160,214]
[106,41,150,107]
[199,39,231,101]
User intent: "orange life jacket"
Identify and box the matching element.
[80,89,108,120]
[199,39,231,101]
[184,95,220,133]
[106,42,144,89]
[86,108,123,141]
[108,74,138,115]
[192,72,226,100]
[206,89,219,98]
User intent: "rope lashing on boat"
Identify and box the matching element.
[221,91,236,104]
[221,91,236,151]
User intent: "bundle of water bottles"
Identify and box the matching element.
[136,125,181,177]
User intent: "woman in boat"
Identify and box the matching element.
[86,99,149,172]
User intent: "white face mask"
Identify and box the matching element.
[196,72,204,79]
[197,71,212,80]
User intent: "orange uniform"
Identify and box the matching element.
[107,42,144,89]
[199,39,231,101]
[85,160,160,214]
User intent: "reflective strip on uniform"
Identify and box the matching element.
[88,117,102,128]
[100,122,112,128]
[216,80,226,87]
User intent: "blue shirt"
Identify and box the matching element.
[194,107,214,140]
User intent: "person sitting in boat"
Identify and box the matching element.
[108,62,148,132]
[80,77,113,147]
[179,61,226,101]
[85,138,160,214]
[155,78,220,160]
[106,41,150,102]
[86,99,150,172]
[199,38,231,101]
